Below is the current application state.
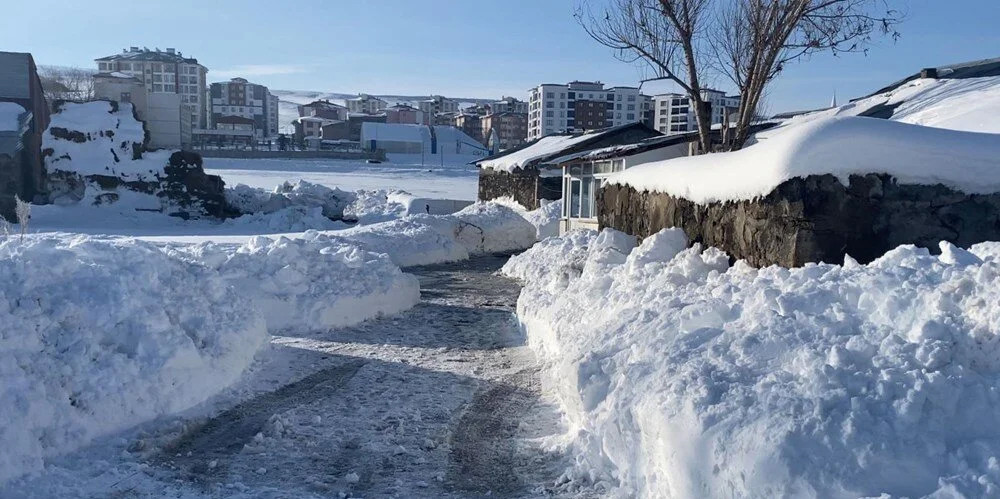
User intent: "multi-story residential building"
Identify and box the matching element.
[418,95,459,115]
[298,100,346,121]
[652,90,742,135]
[527,81,649,140]
[345,93,387,114]
[208,77,279,138]
[434,111,458,126]
[453,112,483,144]
[385,103,428,125]
[95,47,208,129]
[492,96,528,114]
[480,112,527,151]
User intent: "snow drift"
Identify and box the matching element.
[167,235,420,333]
[0,235,267,484]
[508,228,1000,498]
[610,116,1000,204]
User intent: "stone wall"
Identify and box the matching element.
[599,173,1000,267]
[477,167,560,210]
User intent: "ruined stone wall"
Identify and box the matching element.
[599,173,1000,267]
[477,167,560,210]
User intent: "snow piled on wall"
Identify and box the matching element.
[0,235,268,484]
[610,116,1000,204]
[507,228,1000,498]
[43,101,160,180]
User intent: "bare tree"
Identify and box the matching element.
[38,65,96,103]
[578,0,903,152]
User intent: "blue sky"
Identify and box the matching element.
[3,0,998,112]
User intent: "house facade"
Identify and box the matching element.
[345,94,387,114]
[553,133,697,233]
[385,103,428,125]
[527,81,651,140]
[95,47,208,129]
[209,77,279,139]
[453,113,483,144]
[0,51,50,221]
[298,100,346,121]
[476,122,661,209]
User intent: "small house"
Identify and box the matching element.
[475,122,661,210]
[552,132,698,233]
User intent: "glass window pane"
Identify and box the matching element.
[570,179,581,218]
[582,177,592,218]
[563,177,570,218]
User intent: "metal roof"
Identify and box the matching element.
[859,56,1000,99]
[549,132,699,165]
[473,121,659,167]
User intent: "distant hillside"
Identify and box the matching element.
[273,89,497,134]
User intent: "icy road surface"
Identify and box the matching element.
[5,255,591,498]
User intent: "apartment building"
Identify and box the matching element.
[527,81,650,140]
[298,100,347,121]
[95,47,208,128]
[345,93,387,114]
[208,77,279,138]
[480,112,527,151]
[492,96,528,114]
[453,112,483,144]
[418,95,459,115]
[652,90,741,135]
[385,103,428,125]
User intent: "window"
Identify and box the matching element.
[546,110,554,117]
[570,178,581,217]
[153,84,163,92]
[560,92,565,98]
[153,74,162,82]
[627,104,635,111]
[120,92,131,103]
[546,101,554,108]
[628,95,636,101]
[546,92,554,98]
[627,113,635,120]
[152,63,161,72]
[581,177,592,218]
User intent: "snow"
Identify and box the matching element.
[488,197,562,240]
[507,227,1000,497]
[779,76,1000,134]
[43,101,160,181]
[0,235,268,484]
[478,133,596,173]
[610,116,1000,204]
[166,235,420,333]
[203,156,479,201]
[0,102,25,131]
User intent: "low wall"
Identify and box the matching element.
[599,173,1000,267]
[477,167,560,210]
[194,149,386,161]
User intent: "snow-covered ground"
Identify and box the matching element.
[506,228,1000,498]
[203,155,478,201]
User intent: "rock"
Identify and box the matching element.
[599,173,1000,267]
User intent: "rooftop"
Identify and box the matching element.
[95,47,200,65]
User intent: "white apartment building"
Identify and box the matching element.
[208,77,279,138]
[652,89,741,135]
[418,95,459,115]
[346,94,387,114]
[527,81,650,140]
[95,47,208,129]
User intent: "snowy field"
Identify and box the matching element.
[203,154,479,201]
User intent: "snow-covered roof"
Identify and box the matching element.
[775,76,1000,134]
[476,122,657,172]
[609,116,1000,204]
[361,122,430,143]
[0,101,26,132]
[550,132,699,165]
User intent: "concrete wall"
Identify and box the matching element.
[599,173,1000,267]
[146,93,183,149]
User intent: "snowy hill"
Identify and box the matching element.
[273,89,498,133]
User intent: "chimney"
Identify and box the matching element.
[920,68,939,79]
[166,48,175,54]
[130,46,139,52]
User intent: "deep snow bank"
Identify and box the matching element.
[610,116,1000,204]
[0,235,267,484]
[507,228,1000,498]
[335,201,538,267]
[167,235,420,333]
